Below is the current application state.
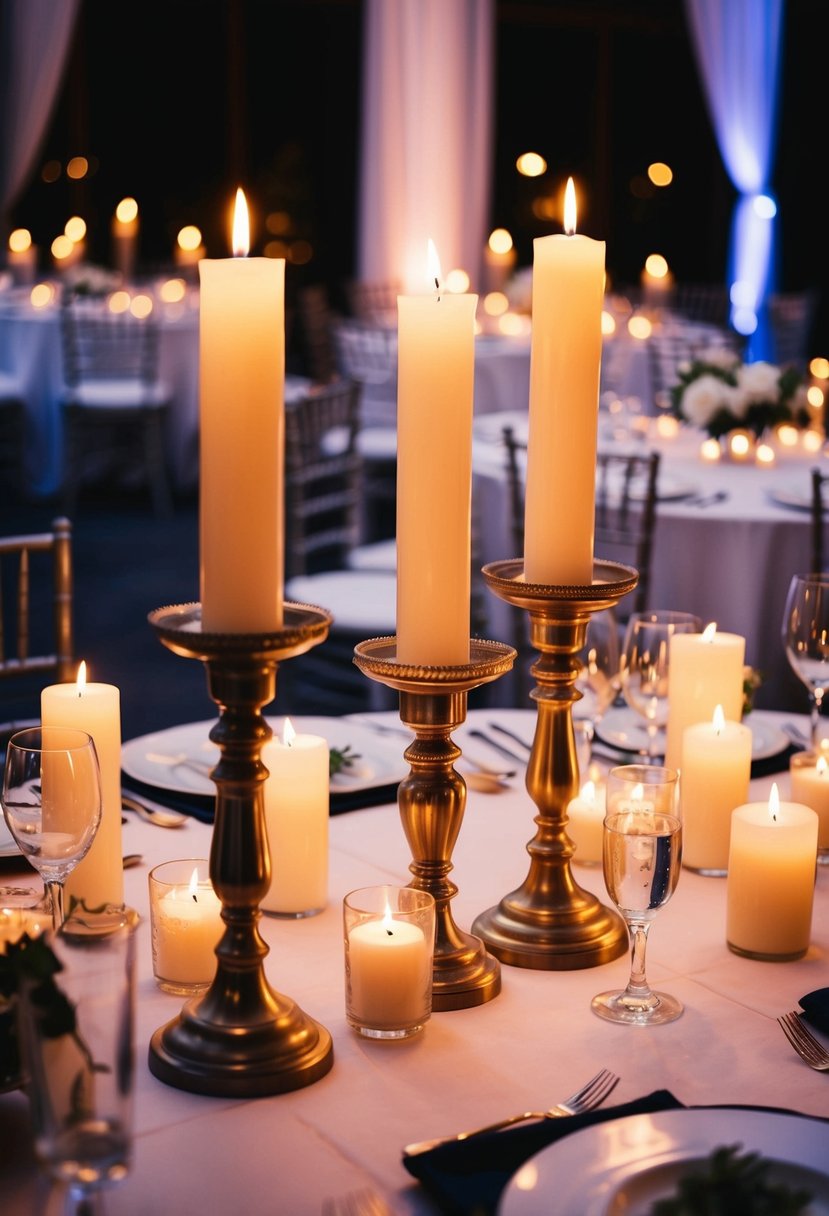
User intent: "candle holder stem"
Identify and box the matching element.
[470,560,637,970]
[354,638,515,1009]
[145,603,334,1097]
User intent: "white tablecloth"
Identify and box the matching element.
[1,706,827,1214]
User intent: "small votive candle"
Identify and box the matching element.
[567,777,607,865]
[343,886,435,1039]
[726,785,818,960]
[790,751,829,864]
[149,859,223,994]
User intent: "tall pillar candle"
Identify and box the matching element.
[680,706,752,873]
[726,784,818,960]
[111,197,139,281]
[396,242,477,665]
[199,188,285,633]
[524,178,605,585]
[789,750,829,862]
[665,624,745,773]
[261,720,329,916]
[41,663,123,909]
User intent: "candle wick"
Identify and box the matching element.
[434,276,441,302]
[386,928,393,936]
[192,892,198,902]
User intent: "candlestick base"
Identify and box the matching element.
[470,560,636,970]
[146,602,334,1096]
[353,637,516,1010]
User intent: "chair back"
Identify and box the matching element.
[61,295,162,391]
[0,516,74,687]
[812,467,828,574]
[770,289,818,370]
[346,279,401,327]
[296,284,339,383]
[594,450,660,615]
[284,379,364,579]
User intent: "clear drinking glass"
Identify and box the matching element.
[619,611,702,757]
[782,573,829,749]
[16,904,139,1214]
[1,727,103,929]
[591,764,683,1026]
[574,607,621,738]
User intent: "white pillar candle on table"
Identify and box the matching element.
[151,862,223,988]
[790,751,829,856]
[261,719,329,916]
[7,228,37,285]
[347,900,431,1030]
[396,240,477,665]
[665,623,745,773]
[524,178,605,586]
[567,778,607,864]
[111,197,139,280]
[681,705,752,873]
[199,188,285,633]
[41,662,123,909]
[726,784,818,959]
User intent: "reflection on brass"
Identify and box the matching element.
[354,637,516,1009]
[470,560,637,971]
[146,601,335,1096]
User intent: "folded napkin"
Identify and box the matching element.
[750,741,798,779]
[800,987,829,1036]
[402,1089,684,1216]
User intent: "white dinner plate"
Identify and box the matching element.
[768,483,813,511]
[121,716,409,798]
[498,1108,829,1216]
[0,816,20,857]
[595,706,787,761]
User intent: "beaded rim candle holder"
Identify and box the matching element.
[145,601,334,1097]
[353,636,516,1009]
[470,558,637,970]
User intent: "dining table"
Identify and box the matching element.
[1,704,827,1215]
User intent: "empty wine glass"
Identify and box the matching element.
[592,764,683,1026]
[574,607,621,735]
[1,727,102,929]
[782,573,829,749]
[619,611,701,757]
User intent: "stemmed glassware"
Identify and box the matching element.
[574,607,621,738]
[619,610,701,757]
[782,573,829,749]
[1,726,102,929]
[592,764,683,1026]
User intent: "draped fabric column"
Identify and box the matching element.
[0,0,80,228]
[683,0,785,361]
[357,0,495,292]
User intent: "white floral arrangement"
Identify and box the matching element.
[669,347,810,440]
[60,263,122,298]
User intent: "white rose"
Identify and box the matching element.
[736,360,781,402]
[698,346,739,372]
[681,375,736,428]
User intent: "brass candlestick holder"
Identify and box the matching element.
[471,558,638,970]
[146,601,335,1097]
[353,637,515,1010]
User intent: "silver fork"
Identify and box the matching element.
[777,1011,829,1071]
[402,1067,620,1157]
[321,1188,391,1216]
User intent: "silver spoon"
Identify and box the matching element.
[122,793,189,829]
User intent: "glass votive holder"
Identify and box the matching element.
[148,859,223,995]
[343,885,436,1040]
[789,751,829,864]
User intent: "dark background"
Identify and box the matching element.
[10,0,828,354]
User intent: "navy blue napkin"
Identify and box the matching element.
[402,1089,684,1216]
[750,741,798,779]
[800,987,829,1036]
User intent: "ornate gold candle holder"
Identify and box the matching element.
[146,601,335,1097]
[471,558,637,970]
[353,637,515,1010]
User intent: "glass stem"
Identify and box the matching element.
[811,689,824,749]
[624,920,653,998]
[44,879,66,930]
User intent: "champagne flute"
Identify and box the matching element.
[592,764,683,1026]
[1,726,102,929]
[782,573,829,749]
[619,611,701,757]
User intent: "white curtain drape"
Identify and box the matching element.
[0,0,80,228]
[357,0,495,293]
[684,0,784,361]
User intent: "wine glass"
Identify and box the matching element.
[782,573,829,749]
[619,611,702,757]
[591,764,683,1026]
[1,726,102,930]
[574,608,621,733]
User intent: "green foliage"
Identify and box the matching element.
[651,1143,814,1215]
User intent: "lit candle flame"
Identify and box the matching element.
[564,177,577,236]
[712,704,725,733]
[426,238,442,296]
[187,867,200,902]
[282,717,296,747]
[382,891,394,936]
[632,782,645,805]
[818,755,828,778]
[702,622,717,642]
[76,660,87,695]
[769,782,780,823]
[582,779,596,805]
[232,187,250,257]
